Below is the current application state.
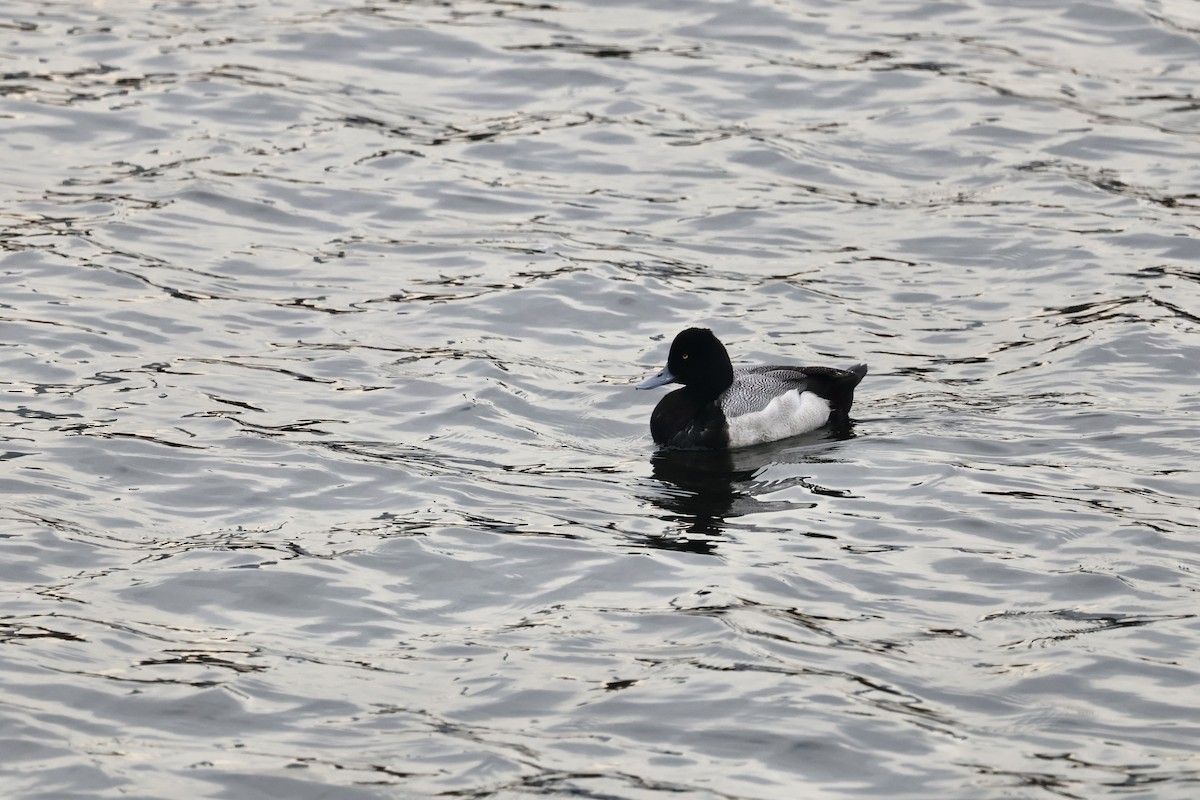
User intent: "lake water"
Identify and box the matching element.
[3,0,1199,797]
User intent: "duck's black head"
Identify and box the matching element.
[637,327,734,399]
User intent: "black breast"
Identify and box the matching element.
[650,387,730,449]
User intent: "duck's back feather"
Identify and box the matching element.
[723,364,866,419]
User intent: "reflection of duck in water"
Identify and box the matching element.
[645,436,849,545]
[647,447,748,542]
[637,328,867,450]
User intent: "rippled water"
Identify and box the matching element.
[3,0,1200,797]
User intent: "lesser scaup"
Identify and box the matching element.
[636,328,867,449]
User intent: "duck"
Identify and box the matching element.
[636,327,867,449]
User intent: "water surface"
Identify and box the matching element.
[3,0,1199,797]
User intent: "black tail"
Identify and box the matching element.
[828,363,867,426]
[845,363,868,384]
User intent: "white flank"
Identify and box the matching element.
[725,390,831,448]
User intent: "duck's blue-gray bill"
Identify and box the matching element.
[636,367,676,390]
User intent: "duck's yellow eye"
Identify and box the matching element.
[681,353,689,360]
